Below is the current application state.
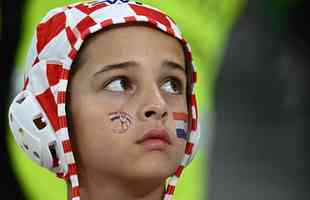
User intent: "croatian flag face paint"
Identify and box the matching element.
[173,112,188,140]
[109,112,132,134]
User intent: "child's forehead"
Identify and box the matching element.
[75,23,185,66]
[85,24,182,50]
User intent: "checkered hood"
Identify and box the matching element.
[22,1,199,199]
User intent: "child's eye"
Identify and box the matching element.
[160,78,183,95]
[104,77,132,92]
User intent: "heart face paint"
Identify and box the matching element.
[109,112,133,134]
[173,112,188,140]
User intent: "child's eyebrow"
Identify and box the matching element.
[92,59,185,77]
[93,61,138,77]
[162,60,186,75]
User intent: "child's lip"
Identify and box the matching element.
[136,128,172,146]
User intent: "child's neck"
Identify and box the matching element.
[67,173,166,200]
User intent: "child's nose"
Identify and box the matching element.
[138,87,168,122]
[144,110,168,120]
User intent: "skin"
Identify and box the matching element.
[67,24,188,200]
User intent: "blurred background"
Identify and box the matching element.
[1,0,309,200]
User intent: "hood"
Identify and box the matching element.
[9,1,199,199]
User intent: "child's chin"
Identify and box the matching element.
[133,158,176,179]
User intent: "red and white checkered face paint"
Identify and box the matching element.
[12,1,199,199]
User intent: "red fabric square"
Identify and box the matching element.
[57,91,66,104]
[129,4,172,29]
[175,165,184,177]
[36,12,66,54]
[69,48,78,60]
[60,68,70,80]
[66,27,77,48]
[62,139,72,153]
[185,142,193,154]
[58,115,68,129]
[100,19,113,27]
[76,16,97,34]
[46,63,62,86]
[71,186,80,197]
[75,2,108,15]
[68,164,77,175]
[124,16,136,22]
[166,185,175,194]
[36,88,59,131]
[191,118,197,130]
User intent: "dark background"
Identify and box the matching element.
[1,0,27,199]
[208,0,310,200]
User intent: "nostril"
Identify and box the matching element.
[161,112,168,118]
[145,111,156,118]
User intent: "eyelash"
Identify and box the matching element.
[102,76,131,92]
[103,76,184,95]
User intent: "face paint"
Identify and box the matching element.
[172,112,188,140]
[109,112,133,134]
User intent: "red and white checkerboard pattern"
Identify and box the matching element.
[22,1,199,199]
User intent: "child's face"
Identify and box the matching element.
[68,25,187,182]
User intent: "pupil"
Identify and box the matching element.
[120,79,127,89]
[171,81,178,92]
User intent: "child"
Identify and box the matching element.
[8,1,200,199]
